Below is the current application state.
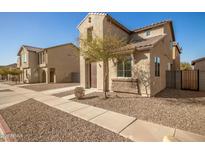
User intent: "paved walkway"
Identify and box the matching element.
[0,83,204,142]
[41,85,79,95]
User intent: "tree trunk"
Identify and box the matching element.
[103,59,109,99]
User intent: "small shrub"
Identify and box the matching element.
[74,87,85,99]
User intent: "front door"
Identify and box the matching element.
[42,70,46,83]
[90,62,97,88]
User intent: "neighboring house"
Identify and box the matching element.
[78,13,181,97]
[17,43,79,83]
[192,57,205,71]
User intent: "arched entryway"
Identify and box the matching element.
[42,70,46,83]
[50,68,55,83]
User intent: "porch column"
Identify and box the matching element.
[80,56,87,88]
[46,68,50,84]
[131,53,134,78]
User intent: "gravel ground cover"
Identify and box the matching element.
[53,90,75,97]
[0,99,130,142]
[73,89,205,136]
[21,83,79,91]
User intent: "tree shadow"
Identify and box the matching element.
[80,96,99,100]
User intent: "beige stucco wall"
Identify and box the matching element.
[78,14,105,89]
[148,23,175,96]
[47,44,79,83]
[150,40,173,96]
[80,56,86,87]
[108,59,117,91]
[103,16,129,41]
[108,52,151,96]
[78,14,178,96]
[78,14,105,40]
[194,60,205,71]
[132,51,151,96]
[103,16,130,91]
[137,26,165,39]
[18,48,37,83]
[19,48,29,68]
[78,14,130,90]
[18,44,79,84]
[29,51,39,83]
[172,47,180,70]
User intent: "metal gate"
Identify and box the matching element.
[181,70,199,90]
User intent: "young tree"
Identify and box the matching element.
[180,62,192,70]
[79,35,126,98]
[8,68,22,83]
[0,68,9,80]
[133,64,155,97]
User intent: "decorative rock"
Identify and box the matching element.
[74,87,85,99]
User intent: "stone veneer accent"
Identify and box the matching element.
[111,78,138,94]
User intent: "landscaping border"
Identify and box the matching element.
[0,114,17,142]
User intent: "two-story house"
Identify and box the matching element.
[78,13,181,97]
[17,43,79,84]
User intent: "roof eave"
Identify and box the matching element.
[17,46,25,56]
[191,57,205,65]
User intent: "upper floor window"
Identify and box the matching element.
[145,30,151,36]
[117,56,132,77]
[38,52,46,65]
[88,17,91,23]
[22,53,27,63]
[87,27,93,42]
[154,57,160,77]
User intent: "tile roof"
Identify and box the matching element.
[117,35,166,53]
[133,20,172,32]
[22,45,44,53]
[191,57,205,65]
[45,43,78,50]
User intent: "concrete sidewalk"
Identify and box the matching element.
[0,82,205,142]
[41,85,79,95]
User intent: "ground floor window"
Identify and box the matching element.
[117,56,132,77]
[154,57,160,77]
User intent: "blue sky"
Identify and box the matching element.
[0,12,204,65]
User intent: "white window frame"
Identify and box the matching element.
[22,53,27,63]
[154,57,160,77]
[117,56,132,78]
[145,30,151,36]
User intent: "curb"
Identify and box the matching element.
[0,114,17,142]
